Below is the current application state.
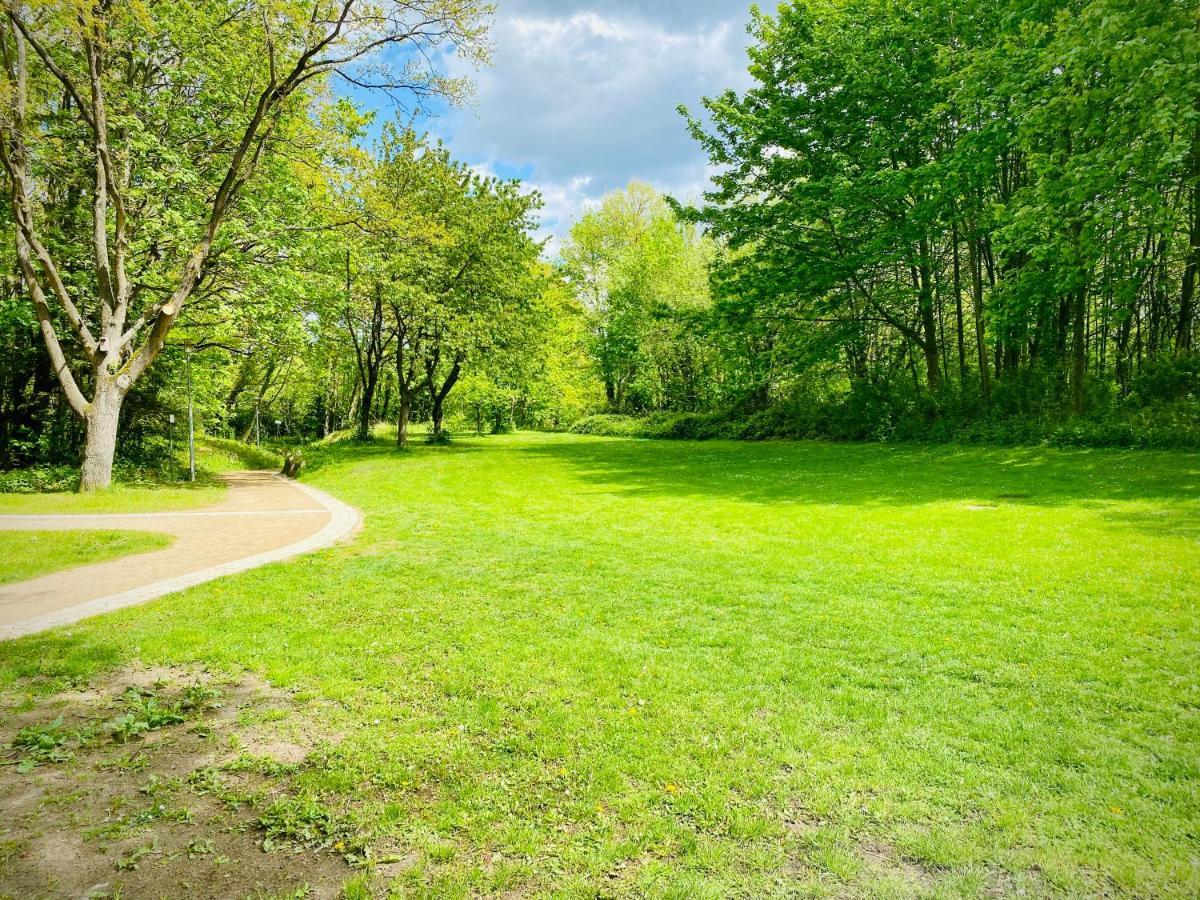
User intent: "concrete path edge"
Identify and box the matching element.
[0,476,361,641]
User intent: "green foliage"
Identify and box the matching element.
[104,689,187,743]
[0,466,81,494]
[10,717,73,770]
[654,0,1200,442]
[0,0,494,486]
[568,414,649,437]
[570,386,1200,450]
[561,183,720,414]
[258,796,366,861]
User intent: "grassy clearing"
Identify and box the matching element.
[0,480,225,515]
[0,530,173,585]
[1,433,1197,897]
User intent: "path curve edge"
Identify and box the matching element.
[0,475,362,641]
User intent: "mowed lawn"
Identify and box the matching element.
[2,433,1198,897]
[0,531,172,585]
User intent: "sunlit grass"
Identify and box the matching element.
[0,530,173,585]
[0,481,226,515]
[2,433,1197,896]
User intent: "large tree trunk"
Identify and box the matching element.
[356,373,377,441]
[79,382,122,491]
[968,235,991,404]
[1178,182,1198,353]
[914,241,941,391]
[920,334,941,393]
[396,393,412,447]
[1070,283,1088,415]
[431,394,446,438]
[952,222,967,378]
[427,357,462,440]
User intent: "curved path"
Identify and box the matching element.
[0,472,360,641]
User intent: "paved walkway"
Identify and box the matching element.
[0,472,360,640]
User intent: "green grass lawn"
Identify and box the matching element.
[0,481,225,515]
[0,530,173,585]
[1,433,1197,897]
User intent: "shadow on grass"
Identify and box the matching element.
[513,435,1200,512]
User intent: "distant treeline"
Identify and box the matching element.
[2,0,1197,477]
[562,0,1199,446]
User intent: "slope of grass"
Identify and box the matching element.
[0,530,173,585]
[195,435,284,472]
[1,433,1197,897]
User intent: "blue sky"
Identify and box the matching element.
[344,1,756,252]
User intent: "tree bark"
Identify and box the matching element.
[396,394,412,447]
[913,239,941,391]
[356,371,378,442]
[80,382,123,491]
[1178,171,1198,353]
[968,235,991,404]
[1071,283,1088,415]
[431,393,447,437]
[427,357,462,439]
[952,221,967,377]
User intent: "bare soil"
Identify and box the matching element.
[0,665,360,900]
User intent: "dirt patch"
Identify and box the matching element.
[859,840,937,892]
[0,664,356,899]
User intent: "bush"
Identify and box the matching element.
[0,465,79,493]
[569,414,649,437]
[566,389,1200,451]
[1047,421,1200,450]
[1127,353,1200,406]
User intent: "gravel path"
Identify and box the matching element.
[0,472,360,640]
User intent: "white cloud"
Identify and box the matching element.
[430,1,755,251]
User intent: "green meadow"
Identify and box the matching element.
[2,433,1198,897]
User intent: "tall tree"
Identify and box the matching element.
[561,182,716,412]
[0,0,490,488]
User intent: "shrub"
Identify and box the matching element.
[566,393,1200,450]
[0,465,79,493]
[569,414,648,437]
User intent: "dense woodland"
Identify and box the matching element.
[0,0,1197,489]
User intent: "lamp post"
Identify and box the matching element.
[168,413,175,477]
[275,419,282,438]
[186,350,196,482]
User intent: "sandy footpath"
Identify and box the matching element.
[0,472,360,640]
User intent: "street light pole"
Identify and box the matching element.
[186,350,196,482]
